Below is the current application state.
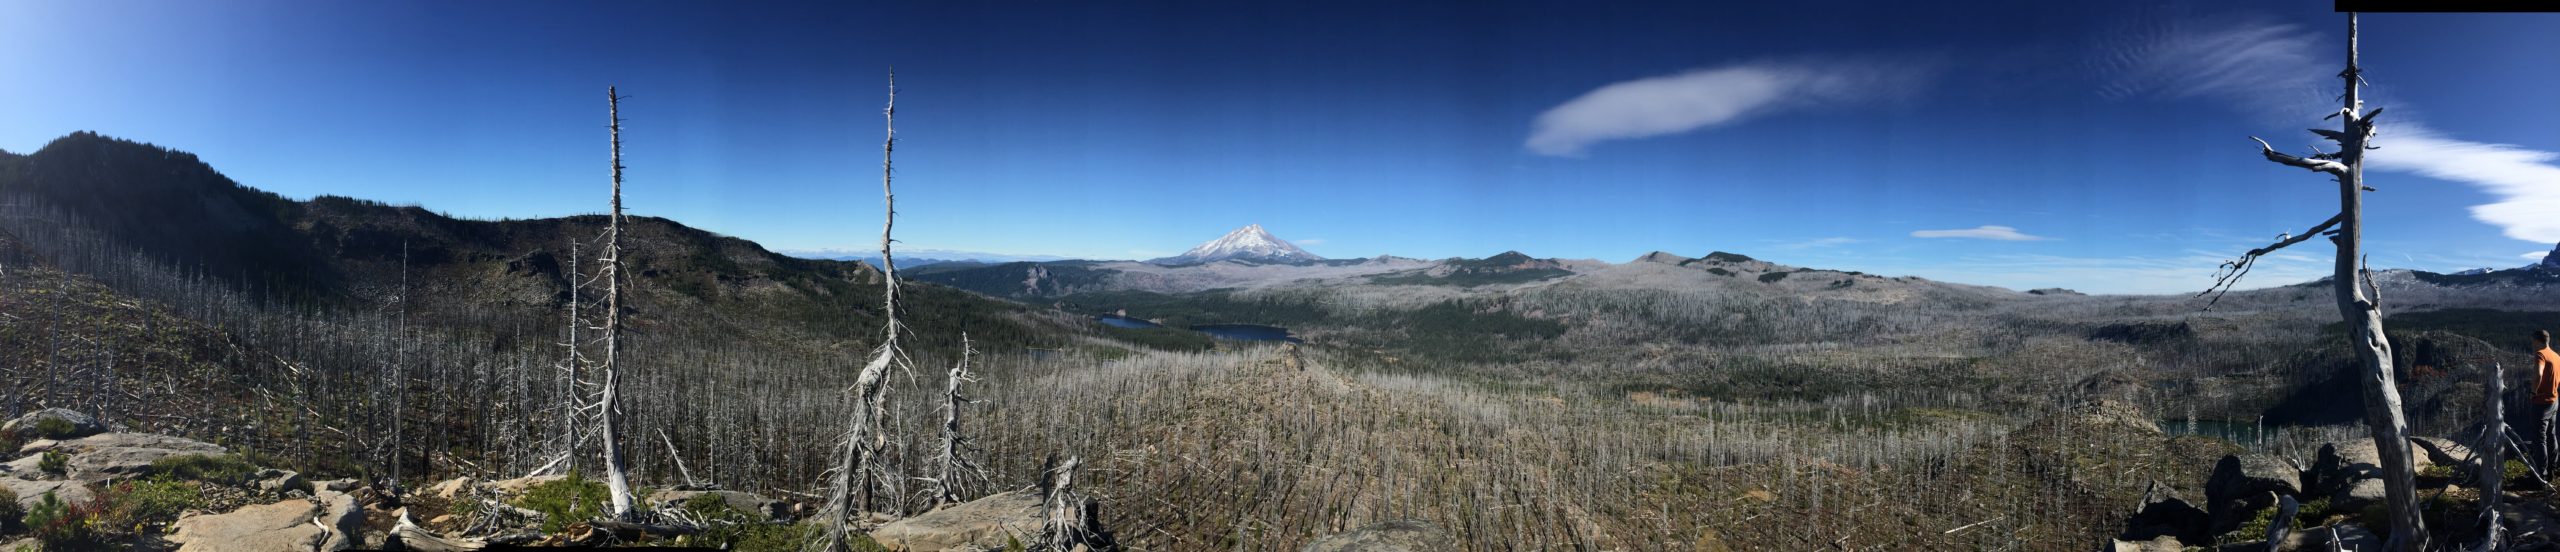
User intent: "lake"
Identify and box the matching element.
[1097,316,1161,329]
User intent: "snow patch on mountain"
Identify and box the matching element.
[1149,224,1323,265]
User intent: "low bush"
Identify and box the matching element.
[0,485,21,534]
[514,472,611,533]
[92,479,201,535]
[24,490,102,551]
[147,454,260,486]
[25,418,78,440]
[38,450,68,475]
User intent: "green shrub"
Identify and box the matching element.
[38,450,68,475]
[0,485,21,533]
[26,418,77,440]
[147,454,260,486]
[513,472,610,533]
[92,479,200,535]
[24,490,103,550]
[666,494,859,551]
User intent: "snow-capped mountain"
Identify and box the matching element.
[1149,224,1323,265]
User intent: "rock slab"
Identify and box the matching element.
[170,499,327,552]
[1,408,106,439]
[869,490,1044,552]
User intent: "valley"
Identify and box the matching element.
[1,132,2556,550]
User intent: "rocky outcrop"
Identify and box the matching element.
[868,490,1044,551]
[169,498,333,552]
[426,476,475,499]
[483,474,564,494]
[34,432,228,483]
[2,479,94,509]
[1301,520,1455,552]
[391,507,486,552]
[1,408,106,439]
[255,469,309,495]
[315,490,367,551]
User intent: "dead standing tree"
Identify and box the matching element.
[925,333,987,510]
[597,86,638,519]
[2199,13,2422,550]
[823,70,912,552]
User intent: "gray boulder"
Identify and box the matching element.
[868,490,1044,551]
[257,469,310,495]
[169,499,331,552]
[2109,536,2186,552]
[315,490,368,551]
[483,474,564,494]
[1301,520,1456,552]
[648,489,789,521]
[2332,478,2389,511]
[1,408,106,439]
[2,479,95,510]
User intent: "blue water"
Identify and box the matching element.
[1191,324,1301,343]
[1097,316,1160,329]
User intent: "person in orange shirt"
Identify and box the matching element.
[2535,330,2560,474]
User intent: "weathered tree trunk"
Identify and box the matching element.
[824,70,906,552]
[2213,13,2418,549]
[929,334,985,509]
[2472,363,2504,552]
[599,86,637,519]
[2327,16,2422,549]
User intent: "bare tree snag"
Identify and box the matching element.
[1030,455,1113,552]
[2202,13,2421,549]
[2470,363,2503,552]
[823,69,910,552]
[927,333,986,509]
[599,86,637,519]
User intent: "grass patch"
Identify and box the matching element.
[514,472,612,533]
[147,454,260,486]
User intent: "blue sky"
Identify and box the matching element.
[3,1,2556,293]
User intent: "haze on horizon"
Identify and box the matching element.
[3,0,2556,294]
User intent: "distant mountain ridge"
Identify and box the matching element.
[781,248,1071,267]
[1148,224,1321,265]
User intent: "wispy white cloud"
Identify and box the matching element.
[1910,225,2049,241]
[2367,125,2560,243]
[1294,238,1327,246]
[1526,58,1936,157]
[2098,14,2560,245]
[2528,251,2551,261]
[2092,16,2330,118]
